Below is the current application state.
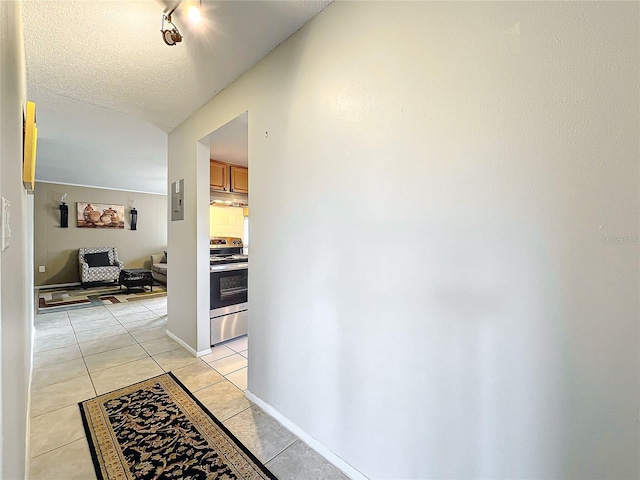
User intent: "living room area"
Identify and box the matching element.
[34,181,168,311]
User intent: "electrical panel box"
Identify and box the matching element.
[171,179,184,221]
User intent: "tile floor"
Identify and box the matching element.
[29,296,349,480]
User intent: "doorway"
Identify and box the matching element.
[199,111,249,390]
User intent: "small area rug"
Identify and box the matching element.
[79,373,276,480]
[38,283,166,313]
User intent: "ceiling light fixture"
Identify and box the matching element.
[161,11,182,46]
[160,0,202,46]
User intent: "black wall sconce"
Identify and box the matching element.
[130,202,138,230]
[59,193,68,228]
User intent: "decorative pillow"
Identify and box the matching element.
[160,251,167,264]
[84,252,111,267]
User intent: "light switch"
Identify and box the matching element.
[38,265,46,273]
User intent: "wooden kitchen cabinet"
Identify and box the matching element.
[230,166,248,194]
[210,160,228,192]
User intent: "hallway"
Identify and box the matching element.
[29,297,347,479]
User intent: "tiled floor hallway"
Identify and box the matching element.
[29,295,348,479]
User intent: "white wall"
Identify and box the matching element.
[168,2,639,478]
[0,1,34,477]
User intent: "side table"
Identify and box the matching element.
[119,268,154,292]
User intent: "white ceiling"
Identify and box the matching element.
[22,0,330,194]
[208,111,248,167]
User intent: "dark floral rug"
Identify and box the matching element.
[79,373,276,480]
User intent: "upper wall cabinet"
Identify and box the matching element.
[210,160,229,192]
[210,160,249,194]
[230,166,248,194]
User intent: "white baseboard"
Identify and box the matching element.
[245,390,367,480]
[35,281,81,290]
[165,330,212,357]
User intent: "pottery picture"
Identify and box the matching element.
[89,210,101,223]
[77,202,125,229]
[83,204,94,222]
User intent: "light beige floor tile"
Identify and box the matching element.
[171,362,224,392]
[67,306,113,322]
[33,333,77,353]
[150,306,167,316]
[193,380,251,422]
[71,316,121,333]
[238,349,248,359]
[153,348,201,371]
[84,344,149,373]
[200,345,235,363]
[266,440,350,480]
[34,311,69,326]
[34,344,82,368]
[122,315,166,332]
[34,324,74,338]
[210,354,247,375]
[29,404,86,457]
[28,438,96,480]
[113,309,161,324]
[139,336,181,356]
[30,375,95,417]
[90,357,163,395]
[106,302,149,314]
[225,367,248,391]
[130,325,167,343]
[139,297,167,310]
[31,358,88,389]
[224,335,248,352]
[78,333,137,356]
[75,324,128,343]
[223,405,296,463]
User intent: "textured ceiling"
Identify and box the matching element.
[22,0,330,194]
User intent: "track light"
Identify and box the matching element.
[161,13,182,46]
[160,0,202,46]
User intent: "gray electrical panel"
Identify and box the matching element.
[171,179,184,221]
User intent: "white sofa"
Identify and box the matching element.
[150,252,167,284]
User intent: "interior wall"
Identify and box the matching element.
[0,1,33,477]
[33,182,168,285]
[168,2,639,478]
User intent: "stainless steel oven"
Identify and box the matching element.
[209,237,248,345]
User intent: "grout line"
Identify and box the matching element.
[85,354,154,375]
[264,437,298,465]
[31,370,88,391]
[29,402,84,419]
[30,437,88,460]
[221,402,254,424]
[264,440,299,467]
[78,336,137,357]
[214,363,248,377]
[79,345,98,398]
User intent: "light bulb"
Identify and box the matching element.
[187,5,201,24]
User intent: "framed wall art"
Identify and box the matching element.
[77,203,125,229]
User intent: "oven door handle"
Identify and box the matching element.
[210,263,249,273]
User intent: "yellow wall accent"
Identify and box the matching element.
[22,100,37,192]
[210,205,244,238]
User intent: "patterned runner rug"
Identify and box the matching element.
[38,284,167,313]
[79,373,277,480]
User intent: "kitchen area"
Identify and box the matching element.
[207,112,250,348]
